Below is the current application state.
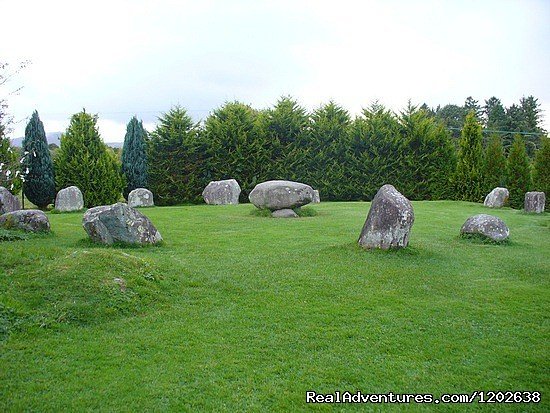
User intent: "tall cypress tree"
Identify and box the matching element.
[121,116,148,199]
[483,135,506,192]
[506,135,531,209]
[21,111,56,207]
[147,106,205,205]
[454,112,485,202]
[203,101,269,199]
[55,110,124,207]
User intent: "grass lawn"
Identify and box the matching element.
[1,201,549,411]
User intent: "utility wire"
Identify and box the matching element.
[447,127,546,137]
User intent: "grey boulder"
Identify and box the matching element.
[0,186,21,215]
[202,179,241,205]
[128,188,154,208]
[0,210,50,232]
[55,186,84,212]
[249,180,314,210]
[460,214,509,242]
[484,187,509,208]
[358,184,415,250]
[312,190,321,204]
[524,191,545,213]
[272,208,298,218]
[82,202,162,245]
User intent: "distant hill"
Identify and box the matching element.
[11,132,123,148]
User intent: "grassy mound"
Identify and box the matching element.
[1,249,163,339]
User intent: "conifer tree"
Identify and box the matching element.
[203,101,269,198]
[483,135,506,192]
[506,135,531,209]
[147,106,205,205]
[121,116,148,199]
[55,110,124,207]
[532,137,549,209]
[454,112,485,202]
[21,111,56,207]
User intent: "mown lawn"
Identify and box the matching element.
[1,201,549,412]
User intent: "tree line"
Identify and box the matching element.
[0,97,548,210]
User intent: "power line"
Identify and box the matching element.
[447,127,546,137]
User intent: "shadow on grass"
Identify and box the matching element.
[458,233,513,246]
[0,229,54,242]
[76,238,165,249]
[249,206,319,218]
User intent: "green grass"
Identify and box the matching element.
[1,201,548,412]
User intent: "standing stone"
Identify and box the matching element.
[0,210,50,232]
[249,180,314,210]
[483,187,509,208]
[202,179,241,205]
[82,203,162,245]
[460,214,509,242]
[358,184,415,250]
[312,190,321,204]
[524,192,546,213]
[55,186,84,212]
[128,188,154,208]
[271,208,298,218]
[0,186,21,215]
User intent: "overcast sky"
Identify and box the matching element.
[2,0,549,142]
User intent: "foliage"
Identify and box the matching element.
[506,135,531,209]
[532,137,550,210]
[54,110,124,207]
[203,101,269,199]
[147,106,205,205]
[121,116,148,199]
[399,103,456,200]
[0,133,20,193]
[454,112,485,202]
[21,111,56,207]
[483,134,506,192]
[434,104,466,139]
[303,101,352,200]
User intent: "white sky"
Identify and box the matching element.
[2,0,549,142]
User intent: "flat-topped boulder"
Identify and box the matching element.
[202,179,241,205]
[358,184,414,250]
[82,202,162,245]
[249,180,314,211]
[484,187,509,208]
[55,186,84,212]
[460,214,509,242]
[0,210,50,232]
[0,186,21,215]
[128,188,154,208]
[524,191,545,213]
[272,208,298,218]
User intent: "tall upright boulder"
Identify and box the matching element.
[202,179,241,205]
[0,186,21,215]
[358,184,415,250]
[524,192,546,213]
[55,186,84,212]
[128,188,154,208]
[483,187,509,208]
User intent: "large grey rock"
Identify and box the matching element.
[249,180,314,210]
[0,210,50,232]
[82,203,162,245]
[0,186,21,215]
[484,187,509,208]
[55,186,84,212]
[312,190,321,204]
[358,184,414,250]
[461,214,509,242]
[524,191,545,213]
[202,179,241,205]
[271,208,298,218]
[128,188,154,208]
